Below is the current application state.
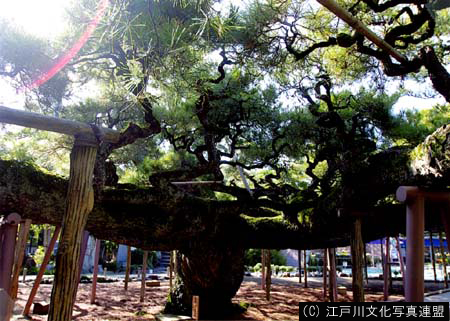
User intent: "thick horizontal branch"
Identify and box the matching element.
[0,159,426,251]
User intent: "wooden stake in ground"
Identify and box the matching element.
[140,251,148,302]
[298,250,302,283]
[304,250,308,288]
[439,232,448,288]
[10,219,32,299]
[395,236,405,291]
[261,249,266,290]
[90,238,101,304]
[23,226,61,316]
[265,250,271,301]
[384,237,390,301]
[169,251,174,290]
[124,246,131,291]
[328,248,337,302]
[192,295,200,320]
[430,231,437,283]
[47,140,97,321]
[323,249,328,301]
[350,218,365,302]
[363,244,369,286]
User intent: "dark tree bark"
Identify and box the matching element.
[165,244,245,318]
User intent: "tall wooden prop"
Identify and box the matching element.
[298,250,302,283]
[396,187,425,302]
[323,249,328,301]
[140,251,148,302]
[363,244,369,285]
[10,219,32,299]
[395,236,405,291]
[328,248,337,302]
[0,213,21,294]
[23,226,61,316]
[0,213,21,321]
[439,232,448,288]
[47,140,97,321]
[429,232,437,283]
[265,250,271,301]
[384,237,391,300]
[124,246,131,291]
[261,250,266,290]
[350,218,365,302]
[169,251,174,290]
[90,238,101,304]
[304,250,308,288]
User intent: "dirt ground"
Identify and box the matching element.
[10,276,443,320]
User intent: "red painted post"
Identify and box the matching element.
[397,187,425,302]
[10,219,32,300]
[23,226,61,316]
[90,238,101,304]
[0,213,21,294]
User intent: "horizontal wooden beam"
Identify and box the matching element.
[0,106,120,144]
[316,0,408,64]
[396,186,450,203]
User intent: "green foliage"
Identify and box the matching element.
[33,246,46,266]
[244,249,287,267]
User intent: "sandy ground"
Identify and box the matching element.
[10,276,446,320]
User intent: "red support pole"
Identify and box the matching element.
[23,226,61,316]
[90,238,101,304]
[397,187,425,302]
[10,219,32,300]
[0,213,21,293]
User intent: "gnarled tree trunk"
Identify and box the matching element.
[165,244,245,319]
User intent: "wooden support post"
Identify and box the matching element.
[22,268,27,283]
[439,232,448,288]
[363,244,369,286]
[395,236,405,291]
[328,248,337,302]
[351,218,365,302]
[90,238,101,304]
[10,219,31,299]
[265,250,271,301]
[173,250,178,279]
[298,250,302,283]
[124,246,131,291]
[23,226,61,316]
[169,251,174,291]
[48,141,97,321]
[316,0,407,63]
[75,231,90,286]
[192,295,200,320]
[383,237,391,301]
[0,213,21,294]
[304,250,308,288]
[261,249,266,290]
[396,186,425,302]
[0,213,20,321]
[323,249,328,301]
[140,251,148,302]
[430,232,437,283]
